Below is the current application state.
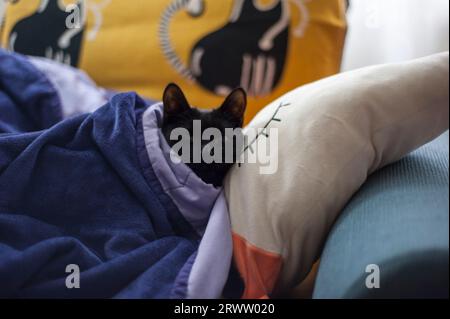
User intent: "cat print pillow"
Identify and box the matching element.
[1,0,347,123]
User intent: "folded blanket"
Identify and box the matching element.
[0,50,233,298]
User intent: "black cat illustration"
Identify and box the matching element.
[159,0,309,97]
[8,0,86,66]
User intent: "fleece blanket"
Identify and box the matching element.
[0,50,234,298]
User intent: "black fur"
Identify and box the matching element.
[161,83,246,187]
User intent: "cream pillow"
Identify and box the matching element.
[224,52,449,298]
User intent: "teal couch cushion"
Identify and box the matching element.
[313,132,449,299]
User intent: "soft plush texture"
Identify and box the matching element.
[1,0,347,123]
[224,52,450,298]
[0,50,232,299]
[313,132,449,299]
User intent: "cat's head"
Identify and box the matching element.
[161,83,247,187]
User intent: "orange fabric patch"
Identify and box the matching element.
[232,232,282,299]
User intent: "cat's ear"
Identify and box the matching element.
[163,83,190,117]
[219,88,247,127]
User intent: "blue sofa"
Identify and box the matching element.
[313,132,449,298]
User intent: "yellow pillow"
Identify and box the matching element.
[1,0,347,123]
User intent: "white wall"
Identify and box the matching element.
[342,0,449,71]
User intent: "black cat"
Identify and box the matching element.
[189,0,289,97]
[8,0,85,66]
[161,83,246,187]
[160,0,291,97]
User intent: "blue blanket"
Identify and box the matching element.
[0,50,233,298]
